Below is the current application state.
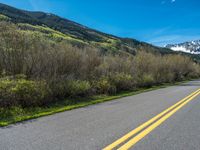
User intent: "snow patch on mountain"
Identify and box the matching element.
[166,40,200,54]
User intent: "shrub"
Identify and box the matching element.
[0,78,51,107]
[11,79,51,107]
[139,74,155,88]
[0,107,24,119]
[0,78,17,107]
[110,73,135,91]
[66,80,92,97]
[50,79,92,98]
[95,77,116,95]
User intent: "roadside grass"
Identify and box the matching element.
[0,81,188,127]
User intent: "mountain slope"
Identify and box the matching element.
[0,3,174,55]
[166,40,200,54]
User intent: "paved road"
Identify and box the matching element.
[1,80,200,150]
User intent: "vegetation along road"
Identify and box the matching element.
[1,80,200,150]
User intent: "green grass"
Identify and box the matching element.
[17,23,127,53]
[0,14,10,21]
[17,23,87,44]
[0,81,188,127]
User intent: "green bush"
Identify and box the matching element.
[0,107,24,119]
[0,78,51,107]
[66,80,92,97]
[95,77,116,95]
[50,79,92,98]
[139,74,155,88]
[164,73,175,83]
[110,73,135,91]
[0,78,17,107]
[11,80,51,107]
[49,79,68,99]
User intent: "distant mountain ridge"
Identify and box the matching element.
[166,40,200,54]
[0,2,174,55]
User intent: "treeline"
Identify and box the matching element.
[0,21,200,108]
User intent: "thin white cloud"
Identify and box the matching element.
[161,0,176,5]
[28,0,50,12]
[148,35,200,46]
[148,35,181,46]
[171,0,176,3]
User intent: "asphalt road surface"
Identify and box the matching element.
[1,80,200,150]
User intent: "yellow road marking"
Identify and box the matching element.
[118,90,200,150]
[103,88,200,150]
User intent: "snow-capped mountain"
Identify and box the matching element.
[166,40,200,54]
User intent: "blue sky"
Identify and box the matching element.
[0,0,200,46]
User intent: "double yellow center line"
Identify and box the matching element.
[103,88,200,150]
